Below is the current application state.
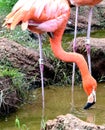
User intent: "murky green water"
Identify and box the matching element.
[0,83,105,130]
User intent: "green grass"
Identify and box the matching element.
[0,27,39,48]
[91,29,105,38]
[0,58,30,101]
[0,0,18,12]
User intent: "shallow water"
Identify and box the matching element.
[0,83,105,130]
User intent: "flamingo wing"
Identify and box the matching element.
[3,0,70,33]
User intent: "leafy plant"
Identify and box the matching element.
[15,116,29,130]
[99,75,105,82]
[0,58,30,100]
[40,118,46,130]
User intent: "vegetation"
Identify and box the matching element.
[0,0,18,12]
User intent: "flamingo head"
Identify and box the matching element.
[83,74,97,96]
[83,75,97,109]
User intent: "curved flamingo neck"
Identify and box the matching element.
[50,23,90,80]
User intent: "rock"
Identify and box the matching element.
[69,37,105,81]
[45,114,105,130]
[0,38,54,85]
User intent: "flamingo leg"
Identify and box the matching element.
[85,7,93,74]
[72,6,79,91]
[37,34,45,125]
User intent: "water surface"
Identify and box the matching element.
[0,83,105,130]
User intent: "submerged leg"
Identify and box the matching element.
[37,34,45,127]
[72,6,79,91]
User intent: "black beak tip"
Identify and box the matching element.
[84,102,95,110]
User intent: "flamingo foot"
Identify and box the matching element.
[84,90,96,109]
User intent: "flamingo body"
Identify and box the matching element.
[4,0,70,33]
[3,0,97,108]
[70,0,102,100]
[70,0,102,6]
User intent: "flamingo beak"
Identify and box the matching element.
[84,101,95,109]
[84,89,96,109]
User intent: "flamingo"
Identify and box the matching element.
[70,0,102,100]
[3,0,97,110]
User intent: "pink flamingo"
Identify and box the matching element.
[70,0,102,104]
